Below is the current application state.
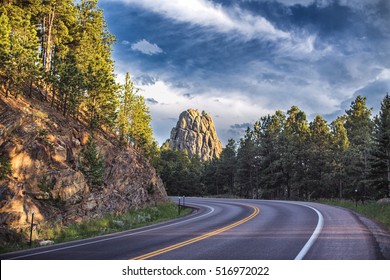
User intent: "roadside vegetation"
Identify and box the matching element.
[0,202,191,254]
[318,199,390,232]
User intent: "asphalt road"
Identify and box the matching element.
[0,197,384,260]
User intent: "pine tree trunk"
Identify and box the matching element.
[5,80,9,98]
[339,166,343,199]
[51,87,55,107]
[29,79,33,97]
[44,9,56,72]
[387,159,390,197]
[63,93,68,116]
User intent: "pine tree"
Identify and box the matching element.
[216,139,237,195]
[75,0,118,130]
[56,51,84,117]
[0,4,39,97]
[344,95,373,198]
[370,94,390,198]
[39,0,76,74]
[128,94,153,150]
[117,72,155,156]
[117,72,135,143]
[255,111,286,199]
[307,115,331,198]
[330,116,349,198]
[284,106,310,199]
[236,127,255,198]
[79,136,105,187]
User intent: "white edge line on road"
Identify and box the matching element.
[6,203,215,260]
[293,204,324,260]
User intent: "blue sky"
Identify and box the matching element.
[99,0,390,146]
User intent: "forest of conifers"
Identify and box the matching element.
[0,0,156,155]
[157,94,390,201]
[1,1,389,201]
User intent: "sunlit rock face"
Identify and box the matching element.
[0,95,167,239]
[168,109,222,161]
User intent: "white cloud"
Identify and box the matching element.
[376,69,390,81]
[108,0,290,40]
[131,39,163,55]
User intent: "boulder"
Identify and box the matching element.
[51,170,89,201]
[377,198,390,204]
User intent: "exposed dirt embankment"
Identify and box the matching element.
[0,95,167,244]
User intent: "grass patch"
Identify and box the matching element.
[0,201,191,254]
[318,199,390,232]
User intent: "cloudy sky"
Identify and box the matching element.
[99,0,390,146]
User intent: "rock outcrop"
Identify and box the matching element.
[0,95,167,240]
[168,109,222,161]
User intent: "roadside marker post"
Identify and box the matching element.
[355,189,358,208]
[29,210,35,247]
[178,198,181,216]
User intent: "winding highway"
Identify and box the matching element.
[0,197,384,260]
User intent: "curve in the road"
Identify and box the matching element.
[5,203,216,260]
[1,197,382,260]
[291,203,324,260]
[132,202,260,260]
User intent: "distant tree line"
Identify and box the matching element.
[156,95,390,201]
[0,0,156,156]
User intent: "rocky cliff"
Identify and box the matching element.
[0,95,167,243]
[168,109,222,161]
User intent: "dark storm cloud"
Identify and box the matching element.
[146,98,159,105]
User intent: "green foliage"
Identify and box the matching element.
[52,202,190,243]
[0,3,39,97]
[215,139,237,195]
[236,127,256,198]
[344,95,373,197]
[330,117,350,199]
[0,156,12,180]
[154,149,204,196]
[0,202,191,252]
[0,1,161,166]
[164,95,386,201]
[369,94,390,198]
[38,174,54,193]
[117,72,155,157]
[79,136,105,187]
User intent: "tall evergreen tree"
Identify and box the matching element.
[216,139,237,195]
[236,127,255,198]
[330,117,349,198]
[117,72,136,143]
[284,106,310,199]
[370,94,390,198]
[0,3,39,97]
[256,111,286,199]
[75,0,118,130]
[307,115,331,198]
[344,95,373,198]
[117,72,155,156]
[56,50,84,117]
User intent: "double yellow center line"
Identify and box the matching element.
[132,203,260,260]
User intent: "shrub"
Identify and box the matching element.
[79,136,105,188]
[0,156,12,180]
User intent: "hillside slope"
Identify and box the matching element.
[0,95,167,244]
